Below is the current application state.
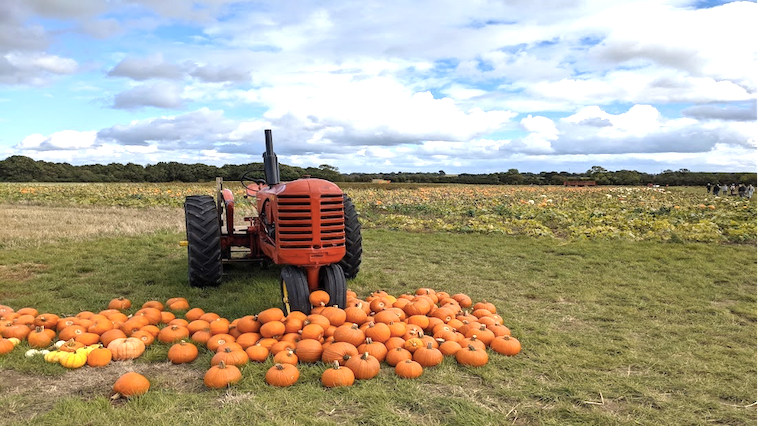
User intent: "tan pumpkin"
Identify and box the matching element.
[108,337,146,360]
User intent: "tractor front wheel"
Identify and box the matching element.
[185,195,223,288]
[281,266,310,315]
[320,264,347,309]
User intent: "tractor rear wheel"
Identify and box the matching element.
[185,195,223,288]
[320,264,347,309]
[338,195,362,279]
[281,266,310,315]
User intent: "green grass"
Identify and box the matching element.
[0,227,755,425]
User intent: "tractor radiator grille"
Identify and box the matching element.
[276,194,345,249]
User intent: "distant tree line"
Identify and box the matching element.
[0,155,755,186]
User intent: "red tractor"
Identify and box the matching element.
[183,130,362,314]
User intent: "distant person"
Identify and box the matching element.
[706,183,712,194]
[748,184,755,199]
[738,184,746,198]
[721,183,729,195]
[730,184,737,196]
[713,183,720,196]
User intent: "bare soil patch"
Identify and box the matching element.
[2,362,203,420]
[0,262,47,281]
[0,204,183,249]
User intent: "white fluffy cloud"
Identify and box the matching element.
[18,130,97,151]
[108,54,183,81]
[507,105,756,157]
[2,0,756,173]
[112,82,186,109]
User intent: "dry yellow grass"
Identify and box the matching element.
[0,204,184,249]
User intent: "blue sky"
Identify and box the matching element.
[0,0,755,174]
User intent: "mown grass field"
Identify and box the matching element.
[0,183,755,425]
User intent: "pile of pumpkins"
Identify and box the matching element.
[0,288,520,391]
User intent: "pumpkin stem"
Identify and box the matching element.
[218,360,227,369]
[361,352,370,360]
[275,363,285,370]
[468,345,477,351]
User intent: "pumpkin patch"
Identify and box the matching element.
[0,288,520,391]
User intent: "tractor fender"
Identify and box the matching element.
[221,189,235,235]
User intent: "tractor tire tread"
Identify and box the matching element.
[185,195,223,287]
[321,264,347,309]
[339,195,362,279]
[281,266,310,314]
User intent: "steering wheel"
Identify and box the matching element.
[240,171,266,191]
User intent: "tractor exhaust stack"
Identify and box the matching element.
[263,129,280,186]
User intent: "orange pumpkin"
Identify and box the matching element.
[167,340,199,364]
[204,361,241,389]
[265,363,299,387]
[345,352,380,380]
[490,335,521,356]
[113,372,150,398]
[294,339,323,363]
[87,346,113,367]
[395,359,423,379]
[455,344,489,367]
[321,361,354,387]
